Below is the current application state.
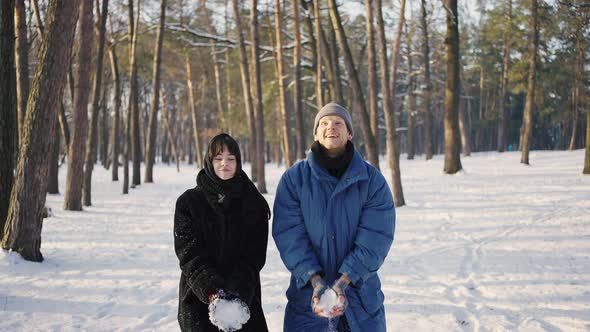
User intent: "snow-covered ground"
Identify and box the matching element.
[1,150,589,331]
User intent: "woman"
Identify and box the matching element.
[174,133,270,331]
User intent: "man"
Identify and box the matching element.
[272,102,396,332]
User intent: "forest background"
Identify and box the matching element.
[0,0,588,262]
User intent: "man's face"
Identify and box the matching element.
[314,115,352,157]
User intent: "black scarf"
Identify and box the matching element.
[311,140,355,179]
[197,153,248,211]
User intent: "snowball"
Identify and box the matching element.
[317,288,342,318]
[208,298,250,332]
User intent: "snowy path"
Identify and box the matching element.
[1,150,589,331]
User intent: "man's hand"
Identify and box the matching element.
[330,274,351,317]
[310,274,330,318]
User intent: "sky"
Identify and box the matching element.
[1,148,589,331]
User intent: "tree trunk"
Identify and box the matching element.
[326,19,343,105]
[83,0,108,206]
[376,0,405,206]
[161,90,180,172]
[497,0,512,152]
[459,98,471,156]
[443,0,463,173]
[583,110,589,174]
[274,0,293,167]
[406,23,415,160]
[231,0,257,169]
[100,78,109,168]
[144,0,166,183]
[186,54,203,169]
[130,0,141,186]
[293,0,305,160]
[0,0,16,237]
[520,0,538,165]
[2,0,80,261]
[47,124,60,194]
[569,29,583,151]
[327,0,379,168]
[14,0,29,145]
[64,0,93,211]
[420,0,434,160]
[313,0,323,108]
[250,0,267,193]
[201,0,225,133]
[365,0,379,148]
[109,45,120,181]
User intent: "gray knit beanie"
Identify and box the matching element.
[313,102,353,136]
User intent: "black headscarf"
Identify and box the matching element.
[197,133,270,219]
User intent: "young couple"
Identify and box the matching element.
[173,103,396,332]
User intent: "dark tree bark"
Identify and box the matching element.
[186,54,203,169]
[64,0,93,211]
[569,28,583,151]
[161,90,179,172]
[497,0,512,152]
[313,0,323,108]
[459,97,472,156]
[376,0,405,206]
[109,44,121,181]
[130,0,141,186]
[406,23,415,160]
[0,0,16,237]
[365,0,379,147]
[293,0,305,160]
[14,0,29,144]
[443,0,463,173]
[83,0,108,205]
[231,0,257,169]
[327,0,379,168]
[100,77,109,168]
[47,123,60,194]
[420,0,434,160]
[584,109,589,174]
[250,0,266,192]
[145,0,166,183]
[520,0,538,165]
[274,0,293,167]
[2,0,80,261]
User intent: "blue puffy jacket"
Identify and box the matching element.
[272,149,396,332]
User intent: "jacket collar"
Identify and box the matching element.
[308,148,369,195]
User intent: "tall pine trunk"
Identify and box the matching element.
[0,0,16,237]
[250,0,267,192]
[313,0,323,109]
[274,0,293,167]
[443,0,463,173]
[376,0,405,206]
[145,0,166,183]
[497,0,512,152]
[14,0,29,145]
[186,54,203,169]
[420,0,434,160]
[130,0,141,186]
[84,0,109,205]
[109,45,121,181]
[520,0,538,165]
[365,0,379,148]
[293,0,305,160]
[231,0,257,170]
[2,0,80,261]
[64,0,93,210]
[327,0,378,168]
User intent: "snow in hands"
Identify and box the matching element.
[208,297,250,332]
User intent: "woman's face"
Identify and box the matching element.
[212,146,237,180]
